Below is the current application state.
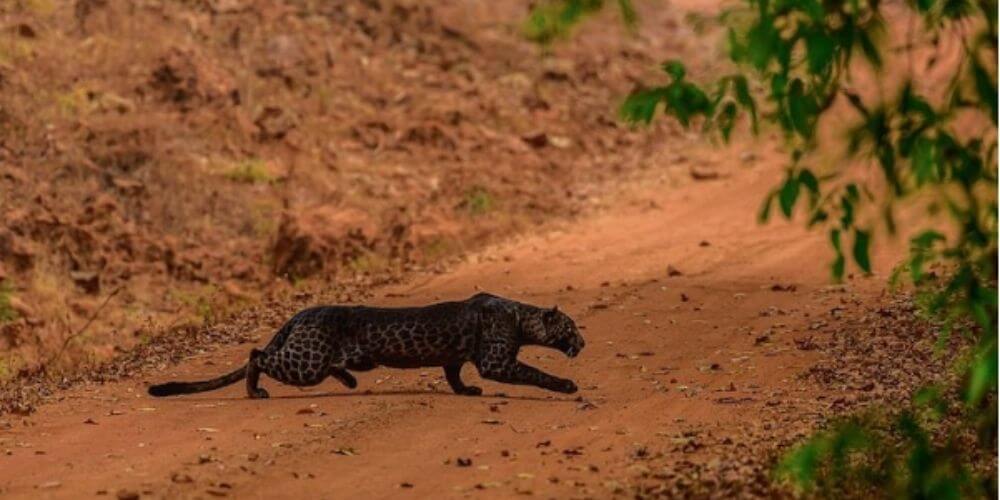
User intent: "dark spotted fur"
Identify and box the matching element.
[148,293,585,399]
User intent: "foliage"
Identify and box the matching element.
[463,187,494,216]
[777,387,993,498]
[528,0,997,495]
[223,158,276,184]
[0,280,17,324]
[524,0,637,45]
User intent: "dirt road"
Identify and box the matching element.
[0,155,903,499]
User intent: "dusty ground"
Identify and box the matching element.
[0,0,978,499]
[0,148,945,499]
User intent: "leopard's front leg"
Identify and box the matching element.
[474,314,578,394]
[475,357,577,394]
[444,363,483,396]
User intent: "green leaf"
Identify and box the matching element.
[971,56,998,124]
[913,387,946,417]
[729,75,758,133]
[840,194,855,228]
[787,79,814,137]
[523,0,608,44]
[912,137,938,184]
[845,184,860,201]
[726,27,746,62]
[798,0,825,21]
[856,26,883,69]
[661,80,712,128]
[777,439,823,487]
[746,21,778,70]
[665,84,690,126]
[908,230,945,282]
[842,90,870,118]
[620,88,665,124]
[759,190,776,222]
[717,101,738,141]
[940,0,976,19]
[661,60,686,81]
[805,30,836,76]
[798,169,819,194]
[912,230,946,248]
[808,208,828,227]
[778,174,800,218]
[900,83,937,122]
[852,229,872,274]
[830,229,845,280]
[966,339,998,405]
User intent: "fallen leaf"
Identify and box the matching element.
[521,131,549,148]
[171,472,194,483]
[116,489,140,500]
[689,166,720,180]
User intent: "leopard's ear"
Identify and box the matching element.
[544,306,559,320]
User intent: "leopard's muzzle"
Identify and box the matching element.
[558,336,585,358]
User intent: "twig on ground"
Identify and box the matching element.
[44,286,123,373]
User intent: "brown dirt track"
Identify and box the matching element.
[0,153,922,499]
[1,0,970,499]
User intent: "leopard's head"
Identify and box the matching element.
[538,306,585,358]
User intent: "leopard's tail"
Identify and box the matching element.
[147,365,247,397]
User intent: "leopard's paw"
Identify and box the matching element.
[554,380,578,394]
[335,373,358,389]
[458,386,483,396]
[249,388,270,399]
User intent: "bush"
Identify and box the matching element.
[530,0,997,495]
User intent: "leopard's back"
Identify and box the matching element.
[349,301,484,367]
[274,295,506,370]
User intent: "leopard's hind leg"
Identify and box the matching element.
[330,351,376,389]
[247,348,270,399]
[247,345,334,398]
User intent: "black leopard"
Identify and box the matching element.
[148,293,585,399]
